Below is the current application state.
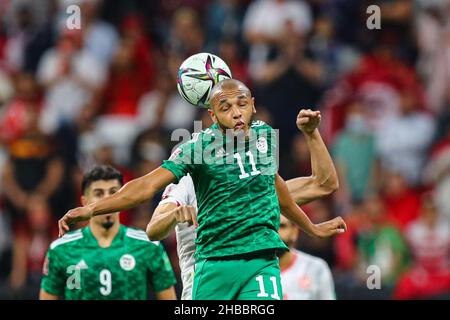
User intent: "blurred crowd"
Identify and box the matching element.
[0,0,449,299]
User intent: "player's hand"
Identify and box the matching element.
[172,205,198,227]
[312,216,347,238]
[58,206,93,237]
[296,109,321,134]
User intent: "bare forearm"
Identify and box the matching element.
[276,175,316,236]
[304,129,338,191]
[147,204,178,240]
[281,202,316,236]
[90,168,176,217]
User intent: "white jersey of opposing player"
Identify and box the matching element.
[159,175,197,300]
[281,249,335,300]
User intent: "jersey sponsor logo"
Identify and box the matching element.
[119,254,136,271]
[256,137,268,154]
[77,259,88,269]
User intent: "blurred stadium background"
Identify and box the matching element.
[0,0,449,300]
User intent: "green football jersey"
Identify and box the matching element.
[40,225,176,300]
[162,120,288,260]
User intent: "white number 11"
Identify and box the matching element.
[234,151,261,179]
[255,275,280,300]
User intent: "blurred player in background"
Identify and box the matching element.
[278,215,335,300]
[58,79,346,300]
[40,165,176,300]
[147,108,338,299]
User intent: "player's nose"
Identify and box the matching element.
[231,105,242,118]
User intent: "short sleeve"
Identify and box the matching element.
[40,248,65,296]
[148,243,177,293]
[159,175,196,206]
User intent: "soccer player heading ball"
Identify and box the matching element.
[58,78,346,300]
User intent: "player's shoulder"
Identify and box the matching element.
[124,227,161,248]
[49,229,84,250]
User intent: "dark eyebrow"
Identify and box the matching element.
[219,98,228,105]
[237,95,246,99]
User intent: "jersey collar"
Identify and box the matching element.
[83,224,125,248]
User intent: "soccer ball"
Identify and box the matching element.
[177,52,232,108]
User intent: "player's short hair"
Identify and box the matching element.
[81,165,123,194]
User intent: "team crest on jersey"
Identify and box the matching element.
[256,137,268,154]
[120,254,136,271]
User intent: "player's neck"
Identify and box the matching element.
[279,250,295,271]
[90,222,120,248]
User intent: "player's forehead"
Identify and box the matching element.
[88,179,121,192]
[210,81,251,105]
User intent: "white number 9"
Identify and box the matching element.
[99,269,112,296]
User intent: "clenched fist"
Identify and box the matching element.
[172,205,198,226]
[296,109,321,134]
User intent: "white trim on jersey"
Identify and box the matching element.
[50,230,83,249]
[125,229,150,242]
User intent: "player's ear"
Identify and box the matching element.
[252,97,256,114]
[208,108,217,123]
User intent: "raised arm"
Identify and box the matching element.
[276,174,346,238]
[58,167,177,236]
[286,109,339,205]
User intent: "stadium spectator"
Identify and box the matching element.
[7,196,57,298]
[424,109,450,218]
[375,87,435,187]
[75,0,119,66]
[332,102,377,206]
[168,7,205,57]
[137,61,196,132]
[394,194,450,299]
[37,28,106,135]
[205,0,245,50]
[252,24,323,149]
[243,0,313,81]
[381,171,421,231]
